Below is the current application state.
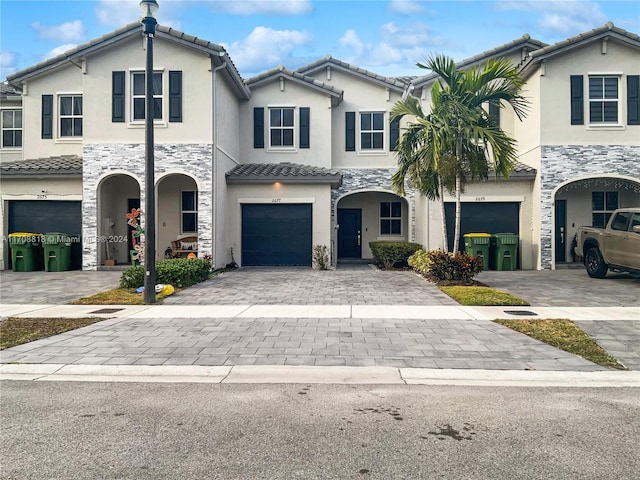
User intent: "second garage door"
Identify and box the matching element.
[445,202,520,253]
[242,204,312,266]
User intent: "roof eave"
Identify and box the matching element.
[226,176,342,188]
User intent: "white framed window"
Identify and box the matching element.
[269,107,294,148]
[380,201,402,235]
[59,95,83,137]
[132,71,163,121]
[1,109,22,148]
[181,190,198,233]
[361,112,384,150]
[592,191,619,227]
[589,76,619,124]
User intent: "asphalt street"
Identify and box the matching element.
[1,381,638,480]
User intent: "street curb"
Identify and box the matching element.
[1,364,639,387]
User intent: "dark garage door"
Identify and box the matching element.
[445,202,519,253]
[8,201,82,269]
[242,204,312,266]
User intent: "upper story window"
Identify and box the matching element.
[132,72,163,121]
[380,201,402,235]
[1,109,22,148]
[361,112,384,150]
[181,190,198,234]
[59,95,83,137]
[269,107,294,148]
[589,76,618,124]
[592,191,618,227]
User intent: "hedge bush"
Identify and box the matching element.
[369,241,423,269]
[408,249,482,284]
[120,258,211,289]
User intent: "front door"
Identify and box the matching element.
[337,208,362,258]
[555,200,566,263]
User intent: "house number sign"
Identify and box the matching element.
[271,198,282,203]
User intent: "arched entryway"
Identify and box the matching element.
[552,175,640,267]
[157,173,199,258]
[335,190,410,262]
[97,173,141,266]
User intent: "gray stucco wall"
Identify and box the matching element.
[540,144,640,269]
[82,143,212,270]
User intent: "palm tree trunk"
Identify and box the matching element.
[438,175,448,253]
[453,172,461,253]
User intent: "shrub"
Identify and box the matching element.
[369,241,423,269]
[120,258,211,289]
[312,244,330,270]
[408,249,482,284]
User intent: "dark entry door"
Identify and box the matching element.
[555,200,567,263]
[337,208,362,258]
[242,203,312,266]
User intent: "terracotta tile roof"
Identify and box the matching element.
[0,155,82,176]
[488,162,537,180]
[226,162,342,188]
[296,55,406,92]
[0,82,21,96]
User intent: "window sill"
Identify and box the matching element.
[0,146,22,150]
[586,124,625,131]
[267,147,297,153]
[128,121,168,129]
[357,150,388,156]
[55,138,83,144]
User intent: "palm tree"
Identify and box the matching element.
[392,54,528,253]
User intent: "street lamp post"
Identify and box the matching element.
[140,0,159,304]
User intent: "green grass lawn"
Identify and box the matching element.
[1,317,103,350]
[439,286,529,306]
[70,288,166,305]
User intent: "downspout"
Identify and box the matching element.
[211,52,227,269]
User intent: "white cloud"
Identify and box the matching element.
[0,51,19,78]
[338,22,443,71]
[389,0,424,15]
[43,44,78,61]
[340,30,364,56]
[31,20,85,43]
[206,0,312,15]
[95,0,143,26]
[223,27,313,74]
[498,0,607,34]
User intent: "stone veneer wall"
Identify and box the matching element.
[82,143,213,270]
[332,168,416,242]
[540,144,640,269]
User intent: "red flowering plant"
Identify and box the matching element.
[126,208,145,263]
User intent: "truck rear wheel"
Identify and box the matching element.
[585,247,608,278]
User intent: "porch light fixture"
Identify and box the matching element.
[140,0,159,304]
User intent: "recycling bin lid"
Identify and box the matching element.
[9,232,41,237]
[463,233,491,237]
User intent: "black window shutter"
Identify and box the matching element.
[390,117,400,151]
[299,107,310,148]
[41,95,53,139]
[169,71,182,122]
[112,71,125,122]
[627,75,640,126]
[570,75,584,125]
[254,107,264,148]
[345,111,355,151]
[489,101,500,126]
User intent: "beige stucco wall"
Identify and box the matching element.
[83,35,213,144]
[18,64,83,159]
[538,40,640,145]
[0,176,82,269]
[225,183,332,266]
[304,68,403,169]
[239,78,333,168]
[156,173,198,261]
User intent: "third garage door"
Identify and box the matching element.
[242,204,312,266]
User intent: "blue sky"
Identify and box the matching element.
[1,0,639,80]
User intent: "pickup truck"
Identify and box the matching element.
[575,208,640,278]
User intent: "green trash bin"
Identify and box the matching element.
[463,233,491,270]
[8,233,43,272]
[494,233,519,271]
[42,233,74,272]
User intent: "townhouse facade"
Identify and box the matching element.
[1,21,638,271]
